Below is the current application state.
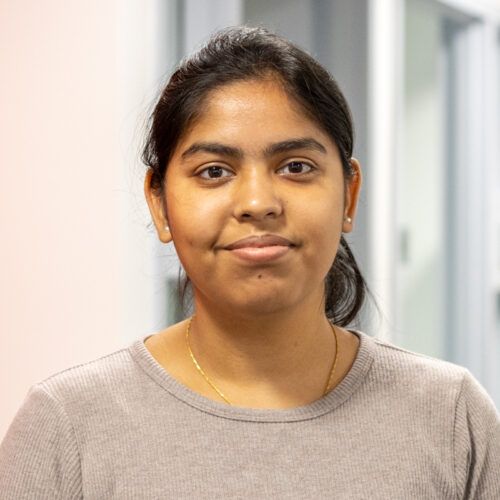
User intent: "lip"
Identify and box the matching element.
[224,234,295,250]
[228,245,292,262]
[223,234,295,263]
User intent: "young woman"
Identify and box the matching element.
[1,26,499,499]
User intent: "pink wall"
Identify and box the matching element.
[0,1,125,439]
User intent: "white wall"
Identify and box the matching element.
[397,0,446,357]
[0,0,170,440]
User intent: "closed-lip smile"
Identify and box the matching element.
[224,234,295,250]
[224,234,295,263]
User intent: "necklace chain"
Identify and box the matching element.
[185,315,339,405]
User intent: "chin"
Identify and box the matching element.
[193,275,319,316]
[227,291,303,317]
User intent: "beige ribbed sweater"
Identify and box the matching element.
[0,330,499,499]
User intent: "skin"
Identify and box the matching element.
[144,77,362,409]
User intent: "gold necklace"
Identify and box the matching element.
[185,315,339,405]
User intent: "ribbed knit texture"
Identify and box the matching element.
[1,330,499,499]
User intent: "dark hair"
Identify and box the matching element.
[143,25,379,328]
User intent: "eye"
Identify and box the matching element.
[196,165,233,179]
[278,161,315,175]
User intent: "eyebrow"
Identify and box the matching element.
[180,137,327,160]
[265,138,327,157]
[181,142,243,160]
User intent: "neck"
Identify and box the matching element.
[187,287,338,400]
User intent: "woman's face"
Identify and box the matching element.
[145,78,362,316]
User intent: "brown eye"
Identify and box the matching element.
[197,166,232,179]
[279,161,315,175]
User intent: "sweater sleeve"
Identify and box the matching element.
[453,369,500,499]
[0,383,82,499]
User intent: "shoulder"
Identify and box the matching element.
[0,349,140,497]
[0,344,146,497]
[355,332,469,413]
[354,332,500,497]
[34,342,144,414]
[367,333,468,386]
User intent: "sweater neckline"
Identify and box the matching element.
[129,329,375,422]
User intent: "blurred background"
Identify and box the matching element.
[1,0,500,439]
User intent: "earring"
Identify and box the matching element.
[345,217,352,223]
[165,226,170,231]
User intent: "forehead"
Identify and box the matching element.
[204,78,301,117]
[174,78,338,157]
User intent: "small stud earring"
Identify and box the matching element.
[345,217,352,223]
[165,226,170,231]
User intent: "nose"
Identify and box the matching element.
[232,168,284,222]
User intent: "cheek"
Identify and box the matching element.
[303,194,342,235]
[166,187,228,248]
[298,197,343,264]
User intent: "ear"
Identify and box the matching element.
[342,158,362,233]
[144,169,172,243]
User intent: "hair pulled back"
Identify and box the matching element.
[143,25,376,327]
